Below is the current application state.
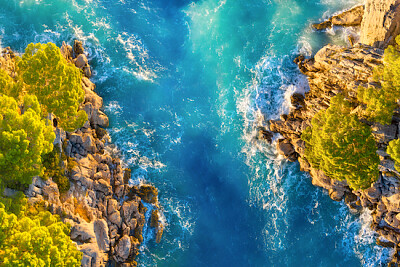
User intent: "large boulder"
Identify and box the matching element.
[71,223,96,243]
[75,54,88,69]
[94,219,110,252]
[276,139,297,162]
[74,40,85,56]
[94,179,112,195]
[60,41,73,61]
[121,200,139,222]
[79,243,105,267]
[114,235,131,262]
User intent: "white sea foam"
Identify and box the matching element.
[116,32,159,82]
[235,1,388,263]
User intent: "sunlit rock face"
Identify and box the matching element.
[361,0,400,48]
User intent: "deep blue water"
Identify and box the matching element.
[0,0,393,266]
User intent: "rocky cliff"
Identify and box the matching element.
[0,42,163,267]
[267,1,400,265]
[361,0,400,48]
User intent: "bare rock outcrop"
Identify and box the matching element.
[313,5,364,30]
[360,0,400,48]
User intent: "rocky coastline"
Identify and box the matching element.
[2,41,163,266]
[265,0,400,265]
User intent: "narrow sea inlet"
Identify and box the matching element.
[0,0,391,265]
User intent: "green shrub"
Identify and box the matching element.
[302,94,379,190]
[357,35,400,124]
[42,147,70,193]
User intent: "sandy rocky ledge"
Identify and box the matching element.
[259,0,400,266]
[2,41,164,267]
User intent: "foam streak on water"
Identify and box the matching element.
[0,0,391,266]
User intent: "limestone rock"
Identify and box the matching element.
[84,102,109,128]
[382,194,400,213]
[79,243,105,267]
[276,139,297,162]
[121,200,139,222]
[41,180,61,206]
[331,5,364,27]
[257,127,273,143]
[60,41,73,61]
[114,235,131,262]
[84,66,92,78]
[71,223,96,243]
[94,179,112,195]
[74,40,85,56]
[312,20,332,30]
[76,54,88,69]
[329,189,345,201]
[360,0,400,48]
[313,5,364,30]
[136,185,158,204]
[108,211,122,227]
[371,122,397,144]
[94,219,110,252]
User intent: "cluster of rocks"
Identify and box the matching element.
[264,1,400,265]
[312,5,364,31]
[22,41,164,266]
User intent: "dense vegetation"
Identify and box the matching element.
[302,94,379,190]
[17,43,87,131]
[0,194,82,266]
[0,42,86,189]
[0,43,87,264]
[358,35,400,125]
[0,94,54,189]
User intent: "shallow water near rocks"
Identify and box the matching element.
[0,0,393,266]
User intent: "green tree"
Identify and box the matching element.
[302,94,379,190]
[0,199,82,266]
[17,43,87,131]
[42,147,70,193]
[358,35,400,124]
[387,139,400,171]
[0,68,22,99]
[0,94,55,188]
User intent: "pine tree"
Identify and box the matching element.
[0,198,82,267]
[387,139,400,171]
[0,68,22,99]
[358,35,400,125]
[302,94,379,190]
[0,94,55,188]
[17,43,87,131]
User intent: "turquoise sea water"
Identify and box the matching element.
[1,0,394,266]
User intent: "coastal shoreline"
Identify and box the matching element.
[0,40,164,266]
[267,1,400,265]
